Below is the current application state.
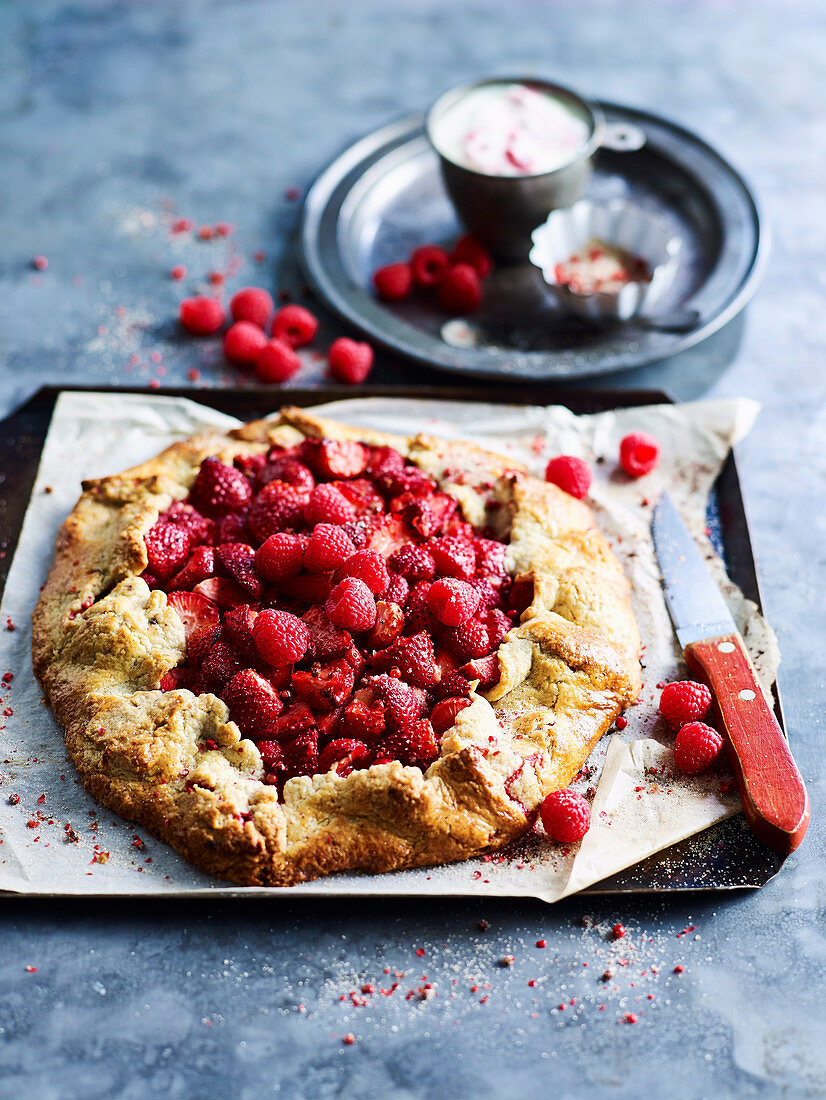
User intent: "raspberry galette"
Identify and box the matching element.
[32,408,641,886]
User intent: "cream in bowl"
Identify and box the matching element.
[429,81,591,177]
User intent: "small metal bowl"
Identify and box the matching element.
[426,76,645,260]
[529,198,682,323]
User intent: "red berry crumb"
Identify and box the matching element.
[170,265,187,281]
[674,721,724,774]
[374,262,413,302]
[33,256,49,271]
[658,680,712,729]
[230,286,274,329]
[437,263,482,314]
[328,338,373,385]
[544,455,592,499]
[255,339,301,383]
[540,788,591,843]
[673,964,684,974]
[619,431,660,478]
[271,305,319,348]
[623,1012,638,1024]
[612,923,626,939]
[223,321,268,368]
[342,1033,355,1046]
[179,296,226,336]
[410,245,450,288]
[616,715,628,730]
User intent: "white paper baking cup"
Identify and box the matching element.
[529,199,682,322]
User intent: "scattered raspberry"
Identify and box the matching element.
[221,669,282,737]
[179,296,226,336]
[255,532,305,582]
[389,543,435,583]
[198,224,215,240]
[208,271,225,286]
[623,1012,638,1024]
[328,338,373,384]
[303,524,357,572]
[144,522,190,581]
[255,339,301,383]
[170,264,187,280]
[430,695,472,734]
[326,577,377,632]
[253,609,311,665]
[540,788,591,843]
[373,262,413,301]
[410,245,450,288]
[230,287,274,329]
[437,263,482,314]
[544,455,592,499]
[426,578,480,627]
[271,305,318,348]
[304,483,357,526]
[249,480,310,540]
[191,457,253,517]
[673,964,684,974]
[450,235,493,279]
[338,549,390,595]
[658,680,712,729]
[619,431,660,478]
[674,721,724,774]
[223,321,268,368]
[171,217,193,233]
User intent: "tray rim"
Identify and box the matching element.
[0,384,785,899]
[299,103,771,381]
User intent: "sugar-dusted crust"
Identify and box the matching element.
[32,407,642,886]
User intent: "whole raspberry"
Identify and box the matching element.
[450,235,493,279]
[303,524,357,573]
[221,669,282,737]
[374,631,438,688]
[658,680,712,729]
[179,296,226,336]
[170,264,186,281]
[215,542,263,599]
[255,532,306,581]
[430,695,472,735]
[317,738,371,776]
[410,244,450,288]
[255,339,301,383]
[428,535,476,580]
[674,721,724,774]
[260,454,315,492]
[373,262,413,302]
[230,286,274,329]
[325,577,377,632]
[445,617,491,662]
[164,502,214,545]
[389,543,435,583]
[271,304,319,348]
[328,338,373,384]
[544,455,592,500]
[338,549,390,595]
[540,788,591,843]
[249,481,310,541]
[437,263,482,314]
[619,431,660,478]
[191,456,253,518]
[223,321,268,368]
[145,522,190,581]
[304,483,357,526]
[426,578,480,627]
[253,609,311,665]
[383,572,409,606]
[367,673,424,732]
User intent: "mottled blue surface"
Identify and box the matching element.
[1,2,825,1096]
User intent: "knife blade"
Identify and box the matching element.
[652,492,809,854]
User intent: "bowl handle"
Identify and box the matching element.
[600,121,646,152]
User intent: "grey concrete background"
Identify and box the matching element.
[1,1,824,1096]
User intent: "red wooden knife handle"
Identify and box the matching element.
[684,633,809,854]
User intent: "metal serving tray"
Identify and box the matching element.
[0,386,785,895]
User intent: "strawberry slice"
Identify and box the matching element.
[159,667,196,692]
[300,439,368,480]
[291,658,355,711]
[166,546,217,591]
[365,600,404,650]
[215,543,263,600]
[166,591,220,642]
[301,604,352,659]
[458,654,500,686]
[364,514,409,558]
[340,698,386,743]
[317,738,370,776]
[193,577,249,609]
[333,478,384,516]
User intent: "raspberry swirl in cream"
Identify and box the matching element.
[431,82,590,177]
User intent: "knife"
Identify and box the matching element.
[652,492,809,854]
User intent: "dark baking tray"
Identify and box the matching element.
[0,385,786,895]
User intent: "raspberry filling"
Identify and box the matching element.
[143,438,524,791]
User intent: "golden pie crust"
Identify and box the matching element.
[32,407,642,886]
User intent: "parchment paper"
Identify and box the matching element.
[0,392,777,900]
